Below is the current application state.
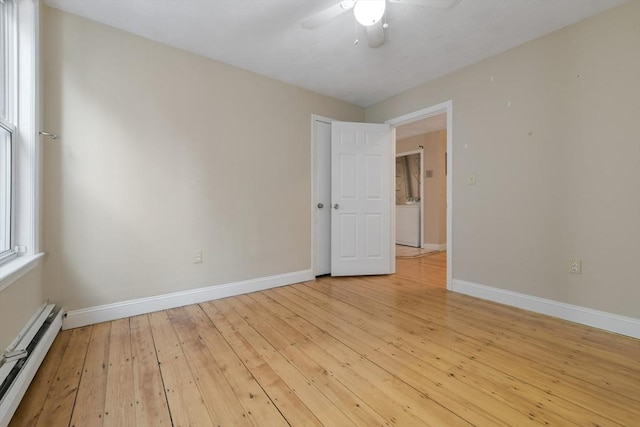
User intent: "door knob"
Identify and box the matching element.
[333,203,339,209]
[317,203,324,209]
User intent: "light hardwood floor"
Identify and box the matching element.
[10,254,640,426]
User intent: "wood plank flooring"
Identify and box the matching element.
[10,254,640,426]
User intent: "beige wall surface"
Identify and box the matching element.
[368,2,640,318]
[41,7,363,311]
[397,131,447,246]
[0,267,44,351]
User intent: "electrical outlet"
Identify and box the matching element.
[569,259,581,274]
[194,250,203,264]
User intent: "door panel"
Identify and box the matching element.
[365,213,382,258]
[339,154,357,199]
[365,155,383,198]
[331,121,393,276]
[339,214,357,259]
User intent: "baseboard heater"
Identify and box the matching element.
[0,304,62,427]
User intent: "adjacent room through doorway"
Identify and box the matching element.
[392,109,449,289]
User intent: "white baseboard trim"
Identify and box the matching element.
[422,243,446,251]
[62,270,314,330]
[451,279,640,339]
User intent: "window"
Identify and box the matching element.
[0,0,41,286]
[0,0,16,263]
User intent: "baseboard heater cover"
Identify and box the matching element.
[0,304,62,427]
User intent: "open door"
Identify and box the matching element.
[331,121,394,276]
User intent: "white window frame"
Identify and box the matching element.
[0,0,43,291]
[0,0,17,263]
[0,122,14,261]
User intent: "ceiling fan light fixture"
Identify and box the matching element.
[353,0,386,26]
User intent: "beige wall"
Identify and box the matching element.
[0,267,44,351]
[41,7,363,311]
[368,1,640,318]
[397,130,447,246]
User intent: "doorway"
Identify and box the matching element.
[386,101,453,290]
[311,116,394,277]
[312,116,332,276]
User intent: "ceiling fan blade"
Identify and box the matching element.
[300,1,355,30]
[366,21,385,48]
[388,0,461,8]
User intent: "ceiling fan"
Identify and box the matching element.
[300,0,461,48]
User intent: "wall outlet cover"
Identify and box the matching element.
[569,259,581,274]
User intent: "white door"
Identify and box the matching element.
[314,118,331,275]
[331,121,394,276]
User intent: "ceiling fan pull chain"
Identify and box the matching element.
[354,14,359,45]
[383,6,389,29]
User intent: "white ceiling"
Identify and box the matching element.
[44,0,629,107]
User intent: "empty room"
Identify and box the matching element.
[0,0,638,426]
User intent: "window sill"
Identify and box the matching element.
[0,253,44,292]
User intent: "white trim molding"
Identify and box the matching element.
[16,0,41,257]
[62,269,314,330]
[452,279,640,339]
[0,253,43,292]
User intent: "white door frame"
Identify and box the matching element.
[396,148,424,248]
[385,100,453,290]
